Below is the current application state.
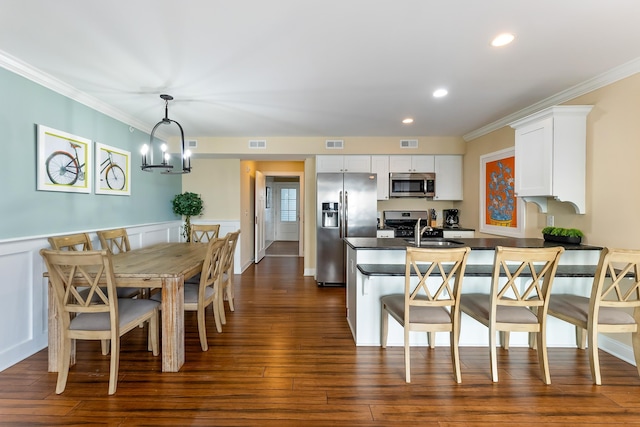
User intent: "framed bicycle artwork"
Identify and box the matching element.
[479,147,525,237]
[95,142,130,195]
[37,124,92,193]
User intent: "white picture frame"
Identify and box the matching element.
[479,147,525,237]
[95,142,131,195]
[37,124,92,193]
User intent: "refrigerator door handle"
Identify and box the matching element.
[339,190,343,238]
[344,191,349,237]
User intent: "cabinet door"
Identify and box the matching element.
[343,155,371,172]
[389,155,434,172]
[411,155,435,172]
[514,117,553,197]
[370,155,389,200]
[443,230,474,238]
[316,155,344,172]
[433,155,463,200]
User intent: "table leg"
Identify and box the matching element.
[160,276,185,372]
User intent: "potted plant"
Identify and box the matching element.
[172,192,204,242]
[541,226,584,245]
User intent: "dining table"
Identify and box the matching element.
[47,242,209,373]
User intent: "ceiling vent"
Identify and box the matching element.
[187,139,197,149]
[400,139,418,148]
[249,140,267,149]
[325,139,344,149]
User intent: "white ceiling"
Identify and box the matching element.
[2,0,640,139]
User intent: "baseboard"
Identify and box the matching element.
[304,268,315,277]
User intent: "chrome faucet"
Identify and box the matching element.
[414,218,433,247]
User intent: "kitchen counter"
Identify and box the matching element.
[344,236,602,348]
[345,237,603,251]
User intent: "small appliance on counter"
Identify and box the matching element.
[443,209,460,228]
[383,210,443,239]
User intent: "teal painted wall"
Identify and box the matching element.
[0,67,182,239]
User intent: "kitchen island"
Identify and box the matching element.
[344,237,602,348]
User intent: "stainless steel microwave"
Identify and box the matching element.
[389,172,435,197]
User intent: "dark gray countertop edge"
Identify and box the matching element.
[357,263,599,278]
[344,237,603,251]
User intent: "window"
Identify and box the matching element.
[280,188,297,222]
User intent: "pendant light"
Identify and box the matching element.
[140,94,191,174]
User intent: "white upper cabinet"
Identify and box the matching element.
[370,155,390,200]
[510,105,593,214]
[389,155,435,172]
[433,155,463,200]
[316,155,371,173]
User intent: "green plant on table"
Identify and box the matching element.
[172,192,204,242]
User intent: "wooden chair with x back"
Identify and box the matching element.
[191,224,220,243]
[459,245,564,384]
[548,247,640,384]
[381,246,471,383]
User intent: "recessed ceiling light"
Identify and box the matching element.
[491,33,515,47]
[433,88,448,98]
[402,118,414,124]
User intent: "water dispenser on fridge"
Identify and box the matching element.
[321,202,339,228]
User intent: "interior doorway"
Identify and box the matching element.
[255,172,304,261]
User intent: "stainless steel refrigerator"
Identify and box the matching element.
[316,173,377,285]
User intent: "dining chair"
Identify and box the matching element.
[191,224,220,243]
[152,238,226,348]
[219,230,241,325]
[381,246,471,383]
[548,247,640,385]
[97,228,131,254]
[459,246,564,384]
[96,228,146,299]
[48,233,94,251]
[40,249,160,395]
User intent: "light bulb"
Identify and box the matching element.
[140,144,149,155]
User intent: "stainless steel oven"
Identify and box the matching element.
[389,172,435,197]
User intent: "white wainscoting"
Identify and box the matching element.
[0,220,241,372]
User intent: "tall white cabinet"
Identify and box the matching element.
[510,105,592,214]
[433,155,463,200]
[370,155,390,200]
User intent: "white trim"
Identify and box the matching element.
[0,49,155,136]
[464,57,640,141]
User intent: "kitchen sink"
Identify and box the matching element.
[405,238,465,247]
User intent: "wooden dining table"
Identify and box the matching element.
[47,242,209,373]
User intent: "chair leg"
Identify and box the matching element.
[588,326,602,385]
[537,329,551,385]
[404,328,411,383]
[226,273,235,312]
[108,337,120,395]
[500,331,510,350]
[576,326,587,350]
[149,312,159,356]
[101,339,110,355]
[490,329,498,382]
[632,329,640,380]
[381,307,389,349]
[213,297,223,333]
[56,337,72,394]
[218,293,227,326]
[427,332,435,349]
[450,329,462,384]
[197,307,209,351]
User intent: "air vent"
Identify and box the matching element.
[249,140,267,149]
[187,139,197,148]
[400,139,418,148]
[325,139,344,149]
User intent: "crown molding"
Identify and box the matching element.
[463,57,640,142]
[0,49,154,135]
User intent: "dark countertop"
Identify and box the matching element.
[344,237,603,251]
[357,263,599,278]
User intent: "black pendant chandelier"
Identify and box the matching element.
[140,94,191,174]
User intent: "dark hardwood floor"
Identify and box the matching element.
[265,240,299,257]
[2,256,640,425]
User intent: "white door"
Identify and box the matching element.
[254,171,266,263]
[275,182,299,241]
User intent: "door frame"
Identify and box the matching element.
[257,171,304,257]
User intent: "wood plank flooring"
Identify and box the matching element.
[2,256,640,425]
